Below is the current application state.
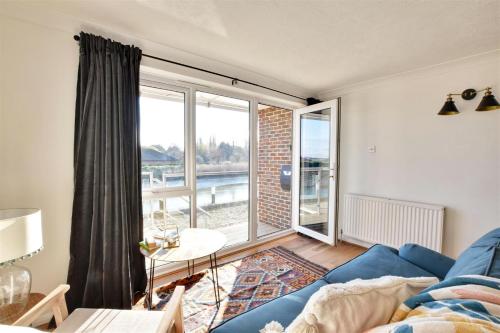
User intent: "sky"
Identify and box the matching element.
[140,95,330,159]
[301,116,330,159]
[140,96,249,149]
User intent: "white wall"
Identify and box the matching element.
[319,51,500,257]
[0,15,78,293]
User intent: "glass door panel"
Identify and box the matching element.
[293,100,338,245]
[195,92,250,246]
[299,109,331,235]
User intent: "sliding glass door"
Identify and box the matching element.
[195,92,250,246]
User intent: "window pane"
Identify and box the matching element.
[195,92,250,246]
[299,109,331,236]
[140,86,185,190]
[257,104,293,238]
[142,196,191,241]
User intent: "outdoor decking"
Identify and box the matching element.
[218,221,284,245]
[144,200,288,248]
[144,219,284,247]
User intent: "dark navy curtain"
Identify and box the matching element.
[67,32,146,311]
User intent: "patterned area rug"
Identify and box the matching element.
[135,246,328,333]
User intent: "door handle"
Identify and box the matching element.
[330,168,335,178]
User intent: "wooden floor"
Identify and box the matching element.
[266,233,366,269]
[152,232,366,287]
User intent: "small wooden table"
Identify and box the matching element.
[140,228,226,310]
[0,293,46,325]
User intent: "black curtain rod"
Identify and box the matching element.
[73,35,307,101]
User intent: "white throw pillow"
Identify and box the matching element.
[260,275,438,333]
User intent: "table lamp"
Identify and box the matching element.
[0,209,43,323]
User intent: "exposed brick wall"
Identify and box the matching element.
[258,106,292,231]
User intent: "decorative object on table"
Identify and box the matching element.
[0,209,43,324]
[154,223,180,249]
[438,86,500,115]
[139,239,160,253]
[135,246,328,333]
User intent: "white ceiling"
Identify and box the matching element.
[19,0,500,93]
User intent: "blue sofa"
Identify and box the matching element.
[211,228,500,333]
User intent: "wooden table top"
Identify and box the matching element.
[0,293,45,325]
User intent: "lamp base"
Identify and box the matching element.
[0,264,31,323]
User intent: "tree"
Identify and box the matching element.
[230,146,248,162]
[208,136,218,163]
[196,138,209,163]
[165,145,183,162]
[217,142,233,162]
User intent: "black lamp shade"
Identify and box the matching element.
[438,98,459,115]
[476,91,500,111]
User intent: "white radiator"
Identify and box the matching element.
[342,194,444,252]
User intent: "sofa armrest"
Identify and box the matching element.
[399,244,455,280]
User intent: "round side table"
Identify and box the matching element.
[140,228,226,310]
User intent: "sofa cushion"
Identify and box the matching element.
[490,247,500,278]
[445,228,500,279]
[210,279,328,333]
[284,276,438,333]
[399,244,455,280]
[324,245,436,284]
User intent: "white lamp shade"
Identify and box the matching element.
[0,209,43,264]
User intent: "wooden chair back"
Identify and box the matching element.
[13,284,69,327]
[156,285,185,333]
[12,284,185,333]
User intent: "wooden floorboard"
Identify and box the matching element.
[151,232,366,288]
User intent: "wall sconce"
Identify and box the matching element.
[438,87,500,115]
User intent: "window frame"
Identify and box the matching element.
[140,79,193,200]
[139,72,302,274]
